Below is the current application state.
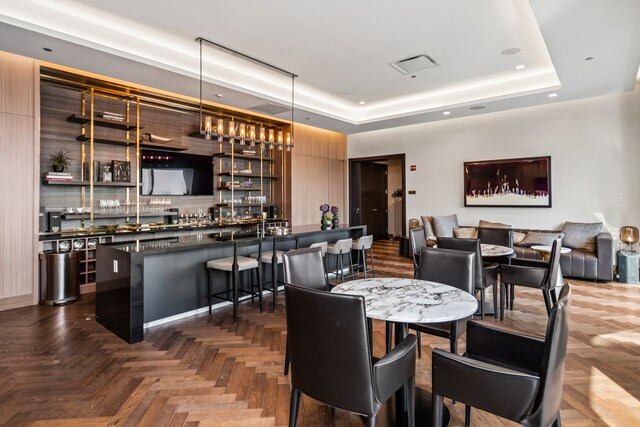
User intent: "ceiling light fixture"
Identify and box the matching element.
[548,93,558,98]
[443,111,451,115]
[470,105,486,110]
[42,47,52,52]
[501,48,521,56]
[515,64,525,70]
[196,37,297,151]
[358,101,366,105]
[585,56,595,61]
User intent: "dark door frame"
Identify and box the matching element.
[349,154,406,238]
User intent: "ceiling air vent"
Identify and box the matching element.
[249,102,291,115]
[389,53,440,75]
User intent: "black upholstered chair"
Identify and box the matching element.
[500,236,563,320]
[408,247,475,356]
[409,227,426,278]
[282,247,329,375]
[477,226,514,249]
[437,237,499,320]
[285,284,417,427]
[431,284,571,427]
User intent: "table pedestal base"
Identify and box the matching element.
[375,387,451,427]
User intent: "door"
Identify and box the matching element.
[355,162,388,240]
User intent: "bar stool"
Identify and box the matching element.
[352,235,375,278]
[309,241,329,283]
[206,240,262,322]
[326,238,354,283]
[252,235,298,309]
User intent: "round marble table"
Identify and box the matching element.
[332,278,477,426]
[531,245,571,261]
[481,243,514,257]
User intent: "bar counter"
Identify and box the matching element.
[96,225,366,343]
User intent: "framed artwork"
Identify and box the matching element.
[464,156,551,207]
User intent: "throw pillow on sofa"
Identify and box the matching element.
[561,221,602,252]
[420,216,437,241]
[478,219,512,229]
[454,227,477,238]
[432,214,459,238]
[514,231,527,245]
[518,231,564,247]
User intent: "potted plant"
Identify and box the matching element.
[48,150,72,172]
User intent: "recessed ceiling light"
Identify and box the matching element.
[305,117,310,120]
[470,105,486,110]
[515,64,525,70]
[548,93,558,98]
[411,75,417,79]
[358,101,366,105]
[585,56,595,61]
[501,48,521,56]
[442,111,451,115]
[215,93,223,98]
[42,47,52,52]
[334,92,349,97]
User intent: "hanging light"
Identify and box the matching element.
[217,119,224,142]
[268,129,275,150]
[203,116,212,140]
[229,120,236,144]
[286,132,292,151]
[277,130,284,150]
[259,126,266,148]
[249,125,256,146]
[239,123,246,145]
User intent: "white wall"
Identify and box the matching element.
[348,89,640,236]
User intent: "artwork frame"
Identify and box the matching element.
[464,156,551,208]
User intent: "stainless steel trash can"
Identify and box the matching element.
[39,251,80,305]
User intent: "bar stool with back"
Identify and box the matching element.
[206,239,263,322]
[251,235,298,310]
[326,238,355,283]
[352,235,375,278]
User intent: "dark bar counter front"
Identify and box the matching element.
[96,225,366,343]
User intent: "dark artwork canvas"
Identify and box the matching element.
[464,156,551,207]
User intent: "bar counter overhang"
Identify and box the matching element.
[96,225,365,344]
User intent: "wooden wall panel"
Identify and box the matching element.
[290,124,346,228]
[0,114,36,299]
[0,52,35,116]
[0,51,38,309]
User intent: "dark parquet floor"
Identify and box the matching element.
[0,240,638,426]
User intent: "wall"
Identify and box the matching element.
[0,51,39,310]
[348,89,640,236]
[291,123,347,228]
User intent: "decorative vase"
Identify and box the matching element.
[321,212,328,230]
[53,165,64,173]
[332,215,339,229]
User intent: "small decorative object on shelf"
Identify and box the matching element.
[111,160,131,182]
[100,164,112,182]
[48,150,73,173]
[320,203,331,230]
[331,206,340,229]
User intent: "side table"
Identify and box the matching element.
[618,250,639,284]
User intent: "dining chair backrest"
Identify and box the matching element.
[328,238,353,254]
[409,228,426,270]
[309,241,328,256]
[542,236,563,292]
[477,227,514,248]
[283,247,327,291]
[418,247,475,294]
[354,235,374,250]
[436,237,483,291]
[284,284,377,416]
[526,283,571,427]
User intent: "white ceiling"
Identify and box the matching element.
[1,0,639,134]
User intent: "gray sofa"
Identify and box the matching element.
[513,229,614,281]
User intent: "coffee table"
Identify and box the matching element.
[332,278,477,426]
[531,245,571,261]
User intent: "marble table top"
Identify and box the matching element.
[481,243,514,257]
[531,245,571,254]
[331,278,478,323]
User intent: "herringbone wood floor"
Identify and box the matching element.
[0,241,638,426]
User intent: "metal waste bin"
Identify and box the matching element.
[39,251,80,305]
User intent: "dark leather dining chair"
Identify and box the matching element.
[285,284,417,427]
[409,227,426,278]
[477,226,514,249]
[408,247,475,356]
[499,236,563,320]
[437,237,499,320]
[431,284,571,427]
[282,247,329,375]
